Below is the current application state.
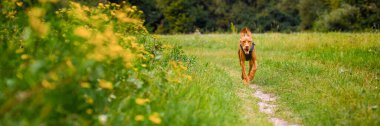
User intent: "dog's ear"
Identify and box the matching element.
[240,27,246,38]
[246,28,252,37]
[240,27,252,38]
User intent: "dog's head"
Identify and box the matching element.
[240,27,253,55]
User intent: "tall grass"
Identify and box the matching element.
[0,1,251,125]
[160,33,380,125]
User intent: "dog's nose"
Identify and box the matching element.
[245,45,249,48]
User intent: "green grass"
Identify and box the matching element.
[159,33,380,125]
[0,1,272,125]
[152,47,272,126]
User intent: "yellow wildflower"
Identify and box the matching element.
[136,54,144,58]
[42,80,55,89]
[16,2,23,7]
[123,50,134,68]
[141,64,147,67]
[135,98,150,105]
[110,11,116,16]
[21,54,29,60]
[114,10,141,24]
[66,60,74,69]
[74,26,91,39]
[49,72,59,81]
[69,2,89,21]
[98,3,105,8]
[80,82,91,88]
[88,52,105,61]
[28,8,45,17]
[135,115,144,121]
[82,6,90,12]
[86,97,94,104]
[16,48,24,54]
[109,45,123,54]
[162,44,173,49]
[179,64,188,70]
[185,75,192,80]
[86,108,93,114]
[27,8,49,38]
[149,112,161,124]
[98,79,113,90]
[131,41,139,49]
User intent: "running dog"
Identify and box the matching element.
[238,27,257,85]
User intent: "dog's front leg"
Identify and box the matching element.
[240,60,249,85]
[248,60,257,81]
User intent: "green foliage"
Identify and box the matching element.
[230,22,237,33]
[0,1,193,125]
[315,4,361,31]
[297,0,327,30]
[125,0,380,33]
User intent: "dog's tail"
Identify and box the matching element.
[240,27,252,37]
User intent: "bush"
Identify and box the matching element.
[0,1,192,125]
[314,4,361,31]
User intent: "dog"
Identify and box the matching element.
[238,27,257,85]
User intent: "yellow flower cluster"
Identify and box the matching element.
[16,1,23,7]
[74,26,91,39]
[84,26,138,68]
[68,2,89,22]
[27,7,49,38]
[41,79,55,89]
[135,115,144,121]
[167,61,193,83]
[86,97,94,104]
[135,98,150,105]
[86,108,93,114]
[98,79,113,90]
[5,10,17,19]
[114,10,142,24]
[149,112,161,124]
[66,2,149,69]
[80,82,91,88]
[134,112,161,124]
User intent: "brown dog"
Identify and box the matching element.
[238,27,257,85]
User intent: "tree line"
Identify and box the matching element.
[113,0,380,33]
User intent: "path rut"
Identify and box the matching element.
[250,84,299,126]
[214,64,299,126]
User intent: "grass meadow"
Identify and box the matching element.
[1,1,379,125]
[160,33,380,125]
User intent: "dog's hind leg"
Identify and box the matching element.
[240,60,249,84]
[248,60,257,81]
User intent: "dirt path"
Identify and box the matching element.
[250,84,299,126]
[214,64,299,126]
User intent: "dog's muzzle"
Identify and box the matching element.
[243,46,250,54]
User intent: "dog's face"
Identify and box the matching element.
[240,34,253,55]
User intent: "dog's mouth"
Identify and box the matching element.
[244,48,249,54]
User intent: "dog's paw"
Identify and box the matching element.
[243,79,249,85]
